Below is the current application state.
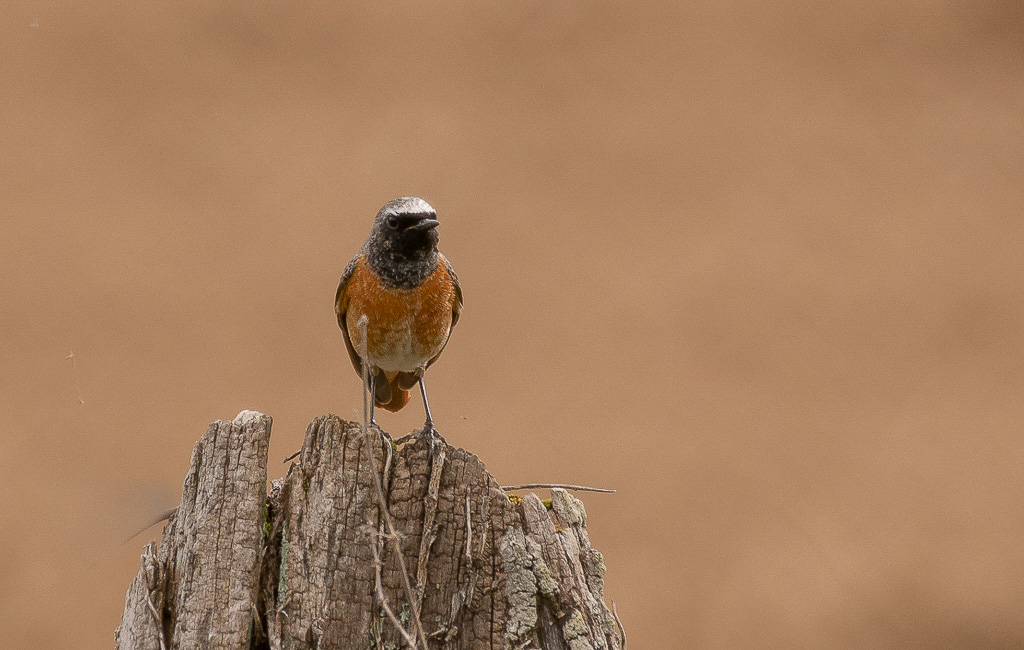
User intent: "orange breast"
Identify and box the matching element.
[344,257,456,373]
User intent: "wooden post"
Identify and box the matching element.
[116,411,623,650]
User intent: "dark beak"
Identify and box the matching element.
[411,218,440,231]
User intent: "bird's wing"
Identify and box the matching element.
[335,253,364,376]
[426,254,463,369]
[446,255,463,331]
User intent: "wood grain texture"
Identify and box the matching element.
[117,413,622,650]
[117,410,272,650]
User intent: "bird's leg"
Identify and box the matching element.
[418,377,433,432]
[419,377,447,451]
[368,369,377,427]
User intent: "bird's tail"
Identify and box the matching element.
[376,385,410,412]
[373,372,412,412]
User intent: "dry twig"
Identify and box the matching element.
[500,483,616,494]
[357,315,429,649]
[477,495,489,557]
[445,489,479,634]
[122,507,178,544]
[464,492,472,560]
[369,530,420,649]
[612,600,627,649]
[413,442,445,615]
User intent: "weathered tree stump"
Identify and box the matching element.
[117,411,623,650]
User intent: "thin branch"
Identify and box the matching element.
[464,492,472,560]
[357,315,430,650]
[444,489,478,636]
[122,507,178,544]
[370,532,419,649]
[413,443,445,615]
[477,495,489,558]
[276,594,292,616]
[250,602,264,640]
[612,600,627,649]
[500,483,616,494]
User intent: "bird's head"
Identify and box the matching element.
[369,197,440,258]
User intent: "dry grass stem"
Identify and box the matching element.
[370,535,419,649]
[357,315,429,649]
[500,483,616,494]
[612,600,627,649]
[413,442,446,615]
[464,492,472,560]
[123,507,178,544]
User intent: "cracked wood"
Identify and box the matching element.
[117,413,622,650]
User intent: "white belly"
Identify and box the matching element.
[367,316,442,373]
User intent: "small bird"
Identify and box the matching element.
[335,197,463,431]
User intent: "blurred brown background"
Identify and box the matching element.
[2,1,1022,647]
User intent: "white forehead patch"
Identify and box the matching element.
[384,196,435,217]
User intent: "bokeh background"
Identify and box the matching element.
[3,1,1023,647]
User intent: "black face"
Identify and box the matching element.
[377,210,440,256]
[364,197,442,289]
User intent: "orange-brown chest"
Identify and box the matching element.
[344,256,455,372]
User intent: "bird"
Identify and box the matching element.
[335,197,463,432]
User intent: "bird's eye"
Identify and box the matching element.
[387,216,400,230]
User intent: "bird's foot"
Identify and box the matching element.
[423,421,447,454]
